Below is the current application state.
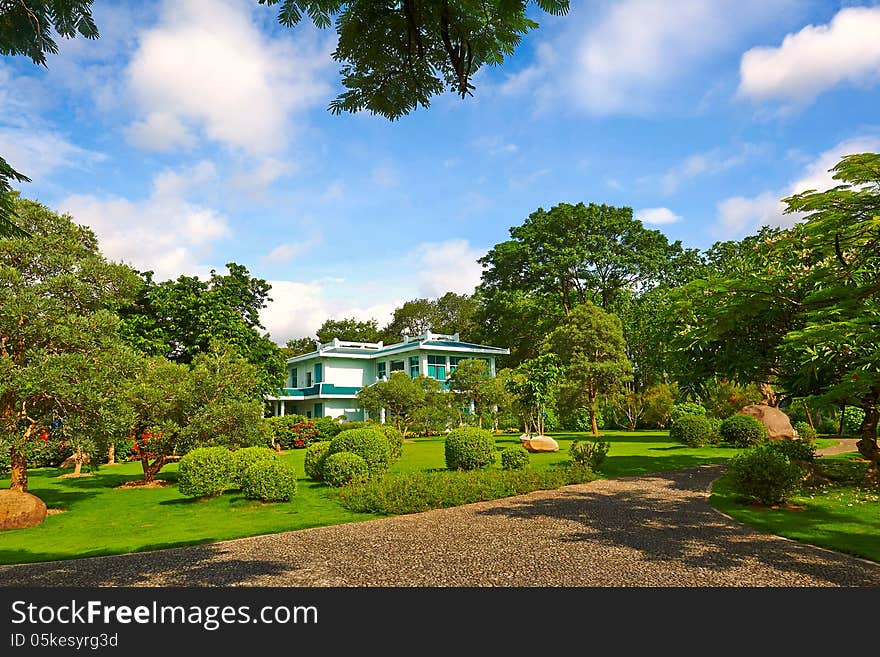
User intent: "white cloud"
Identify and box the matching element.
[501,0,797,115]
[126,0,334,155]
[471,136,518,157]
[636,207,682,225]
[659,143,764,194]
[0,126,105,179]
[230,158,296,192]
[125,112,196,152]
[411,239,486,298]
[508,168,551,190]
[59,161,231,280]
[739,7,880,106]
[714,135,880,237]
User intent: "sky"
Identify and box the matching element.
[3,0,880,344]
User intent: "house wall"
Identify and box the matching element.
[324,358,371,387]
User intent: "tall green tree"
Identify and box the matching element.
[260,1,569,120]
[356,371,442,436]
[283,337,318,357]
[446,358,507,428]
[505,354,563,436]
[543,302,633,436]
[381,292,477,342]
[0,196,140,492]
[316,317,381,343]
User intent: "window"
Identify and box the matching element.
[427,355,446,381]
[409,356,420,378]
[314,363,323,384]
[306,371,312,387]
[376,361,386,380]
[390,360,405,372]
[314,403,323,418]
[449,356,463,374]
[290,367,298,388]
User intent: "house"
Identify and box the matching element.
[265,330,510,421]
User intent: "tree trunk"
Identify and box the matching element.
[857,389,880,482]
[9,444,27,493]
[73,452,83,477]
[107,442,116,465]
[838,403,846,437]
[759,383,777,406]
[589,389,599,436]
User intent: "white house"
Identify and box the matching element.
[266,330,510,421]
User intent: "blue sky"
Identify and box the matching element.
[3,0,880,343]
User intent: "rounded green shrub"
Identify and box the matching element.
[444,427,496,470]
[329,427,391,477]
[719,414,768,447]
[313,417,344,442]
[669,414,713,447]
[304,440,331,481]
[569,437,610,470]
[322,452,370,487]
[793,421,817,442]
[843,406,866,436]
[231,446,276,488]
[501,445,530,470]
[375,425,404,461]
[241,459,298,502]
[670,402,707,423]
[178,447,233,498]
[769,438,816,463]
[728,444,803,505]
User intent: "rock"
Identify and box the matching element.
[519,434,560,453]
[0,490,47,531]
[60,452,90,469]
[740,404,795,440]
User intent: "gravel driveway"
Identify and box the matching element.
[1,464,878,587]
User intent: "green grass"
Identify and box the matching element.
[710,452,880,563]
[0,431,842,565]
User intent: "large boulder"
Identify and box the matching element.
[519,434,559,453]
[0,490,47,531]
[740,404,795,440]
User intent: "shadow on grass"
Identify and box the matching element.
[600,454,734,478]
[475,466,880,585]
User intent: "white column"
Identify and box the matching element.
[380,407,386,424]
[489,357,496,376]
[280,401,285,416]
[274,401,279,417]
[469,399,475,414]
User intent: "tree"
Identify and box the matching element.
[446,358,507,428]
[316,317,380,343]
[259,0,569,120]
[0,1,98,236]
[0,196,140,492]
[504,354,563,436]
[119,264,285,392]
[543,302,633,436]
[356,371,442,436]
[642,382,677,429]
[381,292,478,342]
[121,343,270,483]
[283,337,318,357]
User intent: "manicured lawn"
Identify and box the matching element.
[710,452,880,563]
[0,431,839,565]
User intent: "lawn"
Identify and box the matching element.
[0,431,844,565]
[710,452,880,563]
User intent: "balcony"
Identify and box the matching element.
[273,383,362,398]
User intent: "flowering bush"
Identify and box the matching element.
[266,415,320,449]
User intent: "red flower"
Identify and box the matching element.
[39,431,49,441]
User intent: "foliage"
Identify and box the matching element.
[374,424,404,461]
[328,427,391,477]
[669,415,714,447]
[559,407,603,432]
[446,358,509,429]
[728,444,804,505]
[357,371,443,436]
[266,415,320,449]
[380,292,478,342]
[719,414,768,447]
[333,464,596,515]
[642,383,678,429]
[504,355,563,436]
[231,447,277,488]
[322,451,370,487]
[842,407,866,437]
[670,402,707,422]
[241,459,298,502]
[304,441,332,481]
[444,427,496,471]
[260,1,570,120]
[568,437,610,471]
[316,317,380,343]
[500,445,530,471]
[606,382,647,431]
[313,416,345,442]
[283,337,317,357]
[702,380,763,419]
[177,447,234,498]
[793,421,817,442]
[768,439,816,463]
[544,302,633,435]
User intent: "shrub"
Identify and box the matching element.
[373,424,404,461]
[843,406,866,436]
[338,421,369,431]
[266,415,320,449]
[313,416,345,442]
[817,415,839,435]
[728,444,804,505]
[706,417,723,445]
[569,437,610,470]
[444,427,496,471]
[329,427,391,477]
[231,446,277,488]
[333,465,596,514]
[560,407,603,432]
[304,441,331,481]
[27,436,73,468]
[769,439,816,463]
[241,460,298,502]
[793,421,817,442]
[719,414,768,447]
[178,447,234,498]
[670,402,707,423]
[322,452,370,487]
[501,445,530,470]
[669,414,713,447]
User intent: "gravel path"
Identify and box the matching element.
[817,438,860,456]
[1,465,878,587]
